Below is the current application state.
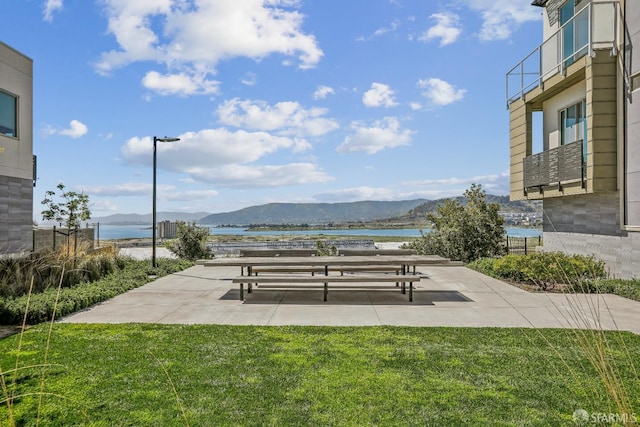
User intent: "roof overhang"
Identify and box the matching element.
[531,0,547,6]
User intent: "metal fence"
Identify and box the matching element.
[505,236,542,255]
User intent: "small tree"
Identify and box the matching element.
[404,183,506,263]
[41,183,91,229]
[165,221,213,261]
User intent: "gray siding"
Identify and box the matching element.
[0,175,32,254]
[625,0,640,226]
[0,42,33,256]
[544,231,640,279]
[543,192,621,236]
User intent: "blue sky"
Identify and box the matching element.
[2,0,543,218]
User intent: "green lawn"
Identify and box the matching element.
[1,325,638,426]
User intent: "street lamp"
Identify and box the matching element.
[152,136,180,268]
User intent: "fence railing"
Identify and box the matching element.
[506,1,619,106]
[523,139,584,191]
[505,236,543,255]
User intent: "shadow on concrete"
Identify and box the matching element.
[220,289,473,306]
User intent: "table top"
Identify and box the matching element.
[202,255,452,267]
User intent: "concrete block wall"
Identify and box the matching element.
[543,191,640,278]
[543,192,621,236]
[544,231,640,279]
[0,175,33,254]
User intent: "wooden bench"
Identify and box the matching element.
[239,249,318,275]
[338,249,417,256]
[239,249,317,257]
[233,274,421,302]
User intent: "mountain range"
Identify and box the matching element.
[91,196,541,226]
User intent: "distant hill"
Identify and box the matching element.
[91,196,541,227]
[93,212,210,225]
[404,195,541,218]
[198,200,429,225]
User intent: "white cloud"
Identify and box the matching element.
[337,117,414,155]
[313,171,510,203]
[362,83,398,108]
[217,98,339,138]
[163,190,220,201]
[89,184,218,200]
[418,78,465,106]
[419,12,462,46]
[240,72,257,86]
[43,0,63,22]
[120,129,331,188]
[95,1,323,96]
[189,163,332,188]
[314,187,396,202]
[83,182,169,196]
[357,19,401,42]
[459,0,541,41]
[44,119,89,139]
[313,85,335,100]
[142,71,220,96]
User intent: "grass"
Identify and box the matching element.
[1,324,638,426]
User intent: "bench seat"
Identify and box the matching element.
[232,274,421,302]
[251,266,326,275]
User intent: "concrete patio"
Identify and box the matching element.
[60,264,640,333]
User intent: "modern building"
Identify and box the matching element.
[0,42,33,255]
[507,0,639,278]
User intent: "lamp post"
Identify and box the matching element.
[152,136,180,268]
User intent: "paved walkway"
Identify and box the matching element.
[61,264,640,333]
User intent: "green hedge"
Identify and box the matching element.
[468,252,607,290]
[0,258,194,325]
[468,253,640,302]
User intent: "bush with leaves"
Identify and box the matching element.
[468,252,607,291]
[165,221,213,261]
[403,183,506,262]
[0,258,194,325]
[316,240,337,256]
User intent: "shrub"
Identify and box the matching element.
[165,221,213,261]
[316,240,337,256]
[468,252,607,291]
[0,258,193,325]
[402,184,506,262]
[0,245,124,299]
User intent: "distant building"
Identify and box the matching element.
[0,41,33,255]
[507,0,639,277]
[158,221,178,239]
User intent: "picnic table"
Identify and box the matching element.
[203,255,460,301]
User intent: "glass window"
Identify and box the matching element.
[632,73,640,92]
[0,91,17,137]
[560,100,586,145]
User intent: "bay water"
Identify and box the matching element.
[95,224,542,240]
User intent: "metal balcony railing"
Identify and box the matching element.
[523,140,584,191]
[506,1,619,106]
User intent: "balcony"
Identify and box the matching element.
[523,140,584,193]
[506,1,619,106]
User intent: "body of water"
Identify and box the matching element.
[95,224,542,240]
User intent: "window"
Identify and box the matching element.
[632,72,640,92]
[560,100,586,146]
[0,90,17,137]
[560,0,589,67]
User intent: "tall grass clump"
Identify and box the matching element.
[0,243,123,299]
[469,249,639,421]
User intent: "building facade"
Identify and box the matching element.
[0,42,33,255]
[507,0,640,278]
